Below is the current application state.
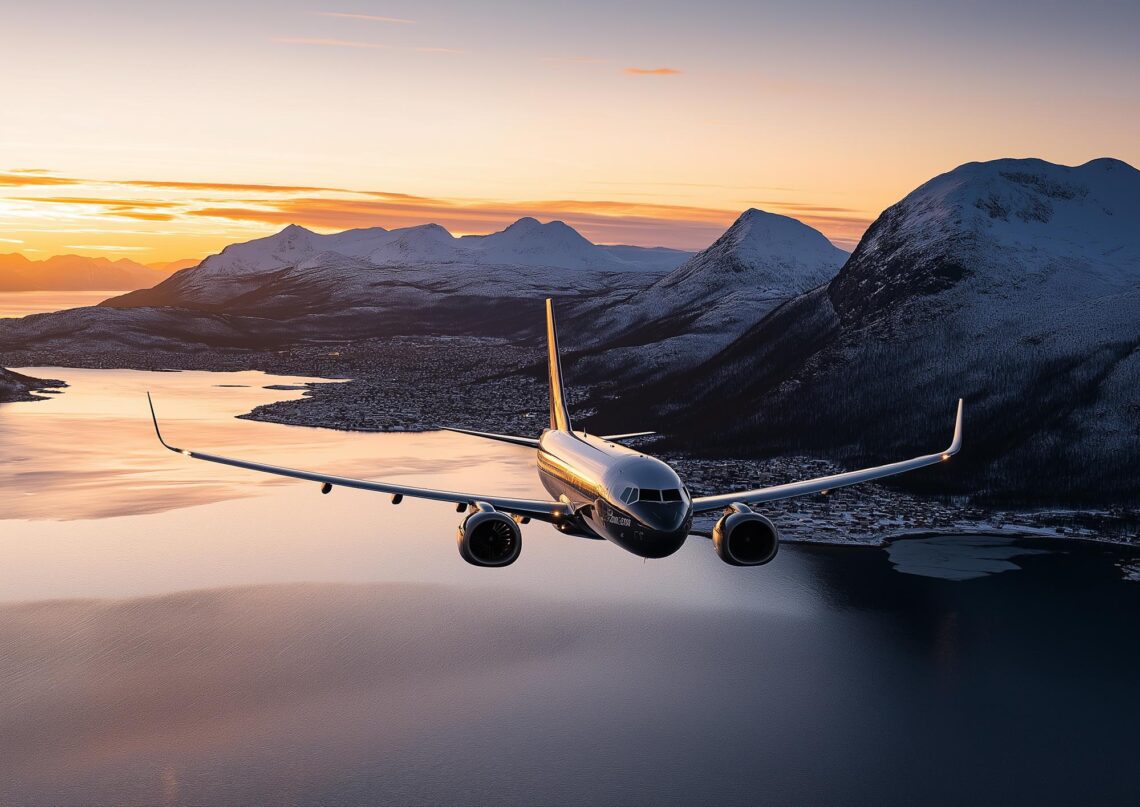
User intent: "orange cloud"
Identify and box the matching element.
[112,211,176,221]
[122,179,336,193]
[0,172,79,187]
[3,169,870,255]
[188,196,738,249]
[624,67,681,76]
[13,196,179,208]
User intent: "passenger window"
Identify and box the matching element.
[640,489,662,502]
[663,489,682,502]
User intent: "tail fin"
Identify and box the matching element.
[545,298,572,432]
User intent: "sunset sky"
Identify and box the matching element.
[2,0,1137,262]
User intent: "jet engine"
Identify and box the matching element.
[457,504,522,567]
[712,504,779,566]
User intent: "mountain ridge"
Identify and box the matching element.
[603,157,1140,504]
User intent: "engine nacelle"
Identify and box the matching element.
[712,505,779,566]
[457,505,522,567]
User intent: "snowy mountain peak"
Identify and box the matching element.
[658,207,848,295]
[504,216,542,231]
[464,217,614,269]
[492,217,591,246]
[829,156,1140,325]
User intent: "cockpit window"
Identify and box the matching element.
[622,487,683,504]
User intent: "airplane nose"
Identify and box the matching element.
[639,504,689,533]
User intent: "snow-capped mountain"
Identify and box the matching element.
[620,158,1140,504]
[192,218,685,278]
[656,207,848,295]
[571,208,848,381]
[0,253,174,291]
[108,218,692,312]
[829,156,1139,325]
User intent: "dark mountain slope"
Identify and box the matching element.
[597,158,1140,505]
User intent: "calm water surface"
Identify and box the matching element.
[0,290,118,319]
[1,368,1137,806]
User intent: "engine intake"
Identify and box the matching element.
[712,505,779,566]
[457,505,522,567]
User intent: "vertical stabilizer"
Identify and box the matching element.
[545,298,573,432]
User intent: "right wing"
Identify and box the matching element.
[692,399,963,514]
[148,394,567,524]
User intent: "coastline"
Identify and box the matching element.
[5,338,1137,548]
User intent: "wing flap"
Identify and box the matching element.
[692,399,963,514]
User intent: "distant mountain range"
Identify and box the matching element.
[0,253,193,292]
[104,218,692,313]
[605,157,1140,504]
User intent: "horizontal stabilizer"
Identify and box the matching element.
[600,431,656,442]
[441,427,539,448]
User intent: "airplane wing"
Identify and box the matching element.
[691,400,963,514]
[148,394,567,524]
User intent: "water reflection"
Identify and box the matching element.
[2,558,1138,806]
[0,367,539,521]
[0,291,117,319]
[1,367,1139,805]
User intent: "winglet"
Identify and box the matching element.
[942,398,964,460]
[146,392,184,454]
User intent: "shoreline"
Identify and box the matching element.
[5,347,1137,548]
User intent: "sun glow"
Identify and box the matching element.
[0,2,1134,262]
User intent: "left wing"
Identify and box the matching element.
[148,394,567,524]
[692,399,963,514]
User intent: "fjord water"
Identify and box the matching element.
[1,369,1137,805]
[0,290,117,319]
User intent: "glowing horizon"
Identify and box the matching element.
[1,0,1136,262]
[0,167,877,262]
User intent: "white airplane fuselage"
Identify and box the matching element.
[537,429,693,558]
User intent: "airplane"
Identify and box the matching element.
[147,298,963,567]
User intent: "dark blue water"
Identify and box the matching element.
[1,535,1136,806]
